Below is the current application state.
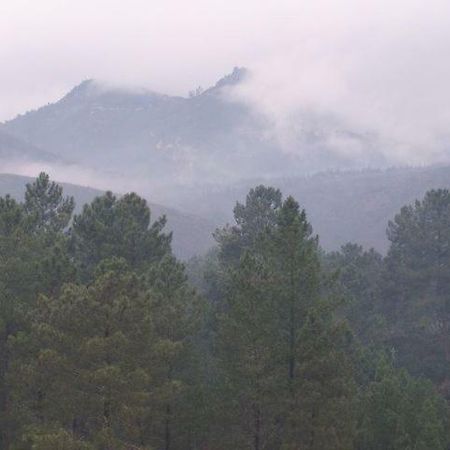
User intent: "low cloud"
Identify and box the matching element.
[228,0,450,165]
[3,0,450,168]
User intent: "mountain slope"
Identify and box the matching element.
[0,173,215,259]
[3,70,450,254]
[158,165,450,253]
[3,165,450,256]
[0,129,60,163]
[1,69,384,187]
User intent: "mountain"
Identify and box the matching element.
[3,70,450,255]
[0,68,385,189]
[0,129,60,164]
[0,173,215,260]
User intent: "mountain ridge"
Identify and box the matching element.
[0,68,385,187]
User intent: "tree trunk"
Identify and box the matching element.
[165,404,171,450]
[253,404,261,450]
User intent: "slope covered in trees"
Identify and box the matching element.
[3,68,450,256]
[0,173,449,449]
[161,165,450,252]
[0,173,215,260]
[4,164,450,259]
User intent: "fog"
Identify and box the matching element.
[2,0,450,166]
[228,0,450,164]
[0,159,164,196]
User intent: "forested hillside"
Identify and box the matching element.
[0,173,215,259]
[0,173,449,449]
[3,69,450,255]
[160,165,450,252]
[4,164,450,258]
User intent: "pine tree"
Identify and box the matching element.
[211,187,357,450]
[214,185,282,265]
[10,258,153,449]
[0,176,76,448]
[324,243,385,344]
[24,172,74,233]
[2,175,449,450]
[215,252,282,450]
[71,192,171,279]
[358,355,449,450]
[281,300,356,450]
[271,196,319,385]
[210,186,285,449]
[270,197,356,450]
[384,189,450,393]
[144,255,202,450]
[10,253,201,450]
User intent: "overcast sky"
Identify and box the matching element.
[0,0,304,120]
[2,0,450,164]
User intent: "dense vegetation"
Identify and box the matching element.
[0,173,215,260]
[0,173,449,449]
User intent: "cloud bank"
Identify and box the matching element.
[2,0,450,166]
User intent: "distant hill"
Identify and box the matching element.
[158,165,450,253]
[0,68,385,188]
[2,165,450,256]
[0,173,215,260]
[278,166,450,252]
[3,70,450,254]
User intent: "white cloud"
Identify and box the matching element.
[2,0,450,165]
[225,0,450,164]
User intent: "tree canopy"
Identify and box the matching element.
[0,174,448,449]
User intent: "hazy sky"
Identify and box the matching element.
[2,0,450,164]
[0,0,304,120]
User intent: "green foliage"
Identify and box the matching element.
[214,185,282,265]
[0,174,77,448]
[0,177,448,450]
[24,172,74,233]
[71,191,171,279]
[10,260,153,448]
[145,255,203,450]
[384,189,450,389]
[358,355,449,450]
[0,195,23,236]
[324,243,385,344]
[215,252,283,449]
[282,301,356,450]
[21,428,95,450]
[211,186,356,450]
